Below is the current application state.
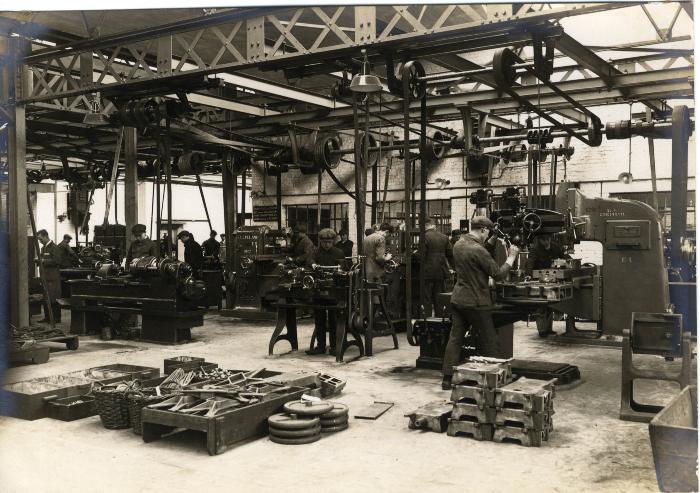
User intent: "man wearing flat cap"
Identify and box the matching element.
[177,230,204,273]
[306,228,346,356]
[286,225,314,267]
[58,233,79,268]
[441,216,519,390]
[125,223,158,266]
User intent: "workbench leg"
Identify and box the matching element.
[142,422,173,443]
[268,307,298,355]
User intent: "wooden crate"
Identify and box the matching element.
[141,386,309,455]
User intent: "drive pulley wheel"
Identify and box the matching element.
[268,413,320,430]
[282,400,334,416]
[587,116,603,147]
[269,433,321,445]
[269,425,321,438]
[397,61,427,100]
[359,131,379,167]
[313,133,342,171]
[493,48,518,90]
[320,402,349,420]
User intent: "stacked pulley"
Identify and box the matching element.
[268,400,350,445]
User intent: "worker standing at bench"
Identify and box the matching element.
[307,228,346,356]
[125,224,158,266]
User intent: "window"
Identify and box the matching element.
[376,199,452,235]
[609,191,696,230]
[285,203,349,243]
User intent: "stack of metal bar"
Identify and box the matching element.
[447,357,556,447]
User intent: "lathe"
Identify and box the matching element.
[68,256,206,343]
[267,261,365,362]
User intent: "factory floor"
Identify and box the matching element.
[1,312,695,493]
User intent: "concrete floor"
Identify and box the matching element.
[0,313,693,493]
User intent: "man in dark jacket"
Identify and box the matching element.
[57,234,79,268]
[307,228,346,356]
[37,229,63,323]
[177,230,203,273]
[286,225,314,267]
[336,229,354,259]
[527,234,571,337]
[202,230,221,258]
[126,224,159,266]
[421,219,454,316]
[441,216,519,389]
[527,234,570,271]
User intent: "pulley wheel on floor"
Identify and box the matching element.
[320,417,349,427]
[269,425,321,439]
[270,433,322,445]
[283,400,334,416]
[321,423,349,433]
[320,403,349,420]
[268,413,320,430]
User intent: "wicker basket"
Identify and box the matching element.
[94,384,135,429]
[127,392,169,435]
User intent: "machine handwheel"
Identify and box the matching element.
[522,213,543,233]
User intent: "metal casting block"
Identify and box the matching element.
[494,407,552,430]
[446,419,494,441]
[452,361,512,388]
[450,385,495,408]
[406,400,453,433]
[493,425,546,447]
[493,377,556,413]
[451,402,496,424]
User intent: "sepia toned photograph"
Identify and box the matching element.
[0,2,696,491]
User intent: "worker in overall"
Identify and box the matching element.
[177,230,204,274]
[202,230,221,259]
[307,228,346,356]
[527,233,571,337]
[441,217,519,390]
[362,222,392,282]
[286,225,314,267]
[421,219,454,317]
[336,229,354,259]
[36,229,64,323]
[125,224,158,266]
[450,229,463,246]
[57,234,79,268]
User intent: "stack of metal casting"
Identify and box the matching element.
[447,358,556,447]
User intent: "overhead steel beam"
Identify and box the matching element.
[214,66,693,136]
[19,3,630,104]
[555,32,667,114]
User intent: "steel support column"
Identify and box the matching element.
[124,126,138,240]
[222,154,238,308]
[3,36,29,330]
[670,105,691,277]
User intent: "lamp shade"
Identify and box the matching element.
[618,171,634,184]
[83,112,107,126]
[349,73,382,93]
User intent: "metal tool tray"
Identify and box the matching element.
[65,364,159,384]
[141,385,310,455]
[0,376,93,420]
[46,395,97,421]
